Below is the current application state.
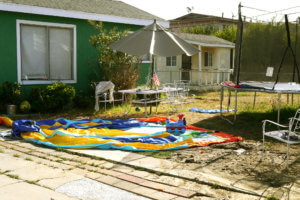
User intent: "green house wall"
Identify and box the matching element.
[0,11,150,96]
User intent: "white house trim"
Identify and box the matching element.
[198,45,202,85]
[17,19,77,85]
[0,2,169,28]
[186,40,235,48]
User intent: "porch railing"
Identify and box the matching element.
[156,69,231,86]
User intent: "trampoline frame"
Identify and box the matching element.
[220,82,300,124]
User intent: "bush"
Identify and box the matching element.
[73,90,94,109]
[29,82,75,112]
[0,81,22,113]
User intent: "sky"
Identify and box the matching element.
[121,0,300,22]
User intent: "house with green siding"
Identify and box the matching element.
[0,0,168,94]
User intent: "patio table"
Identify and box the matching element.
[118,87,181,117]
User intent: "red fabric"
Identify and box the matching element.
[137,118,243,146]
[223,81,243,88]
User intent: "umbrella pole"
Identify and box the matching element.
[150,54,154,114]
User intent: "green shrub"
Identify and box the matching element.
[0,81,22,105]
[29,82,75,112]
[73,91,94,109]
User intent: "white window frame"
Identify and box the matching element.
[17,20,77,85]
[166,56,177,67]
[204,51,213,67]
[141,53,152,63]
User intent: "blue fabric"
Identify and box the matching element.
[190,108,235,113]
[12,118,191,151]
[12,120,40,137]
[105,135,178,144]
[13,118,147,136]
[23,138,190,151]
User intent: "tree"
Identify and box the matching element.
[89,21,141,90]
[181,24,237,43]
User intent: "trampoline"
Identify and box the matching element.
[221,8,300,124]
[220,81,300,124]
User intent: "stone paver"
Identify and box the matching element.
[150,191,178,200]
[0,174,20,187]
[113,180,140,190]
[96,174,122,185]
[55,178,150,200]
[131,186,158,197]
[7,163,73,182]
[38,175,84,190]
[0,153,36,171]
[0,179,78,200]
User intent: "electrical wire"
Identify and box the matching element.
[242,5,270,13]
[250,5,300,18]
[286,11,300,16]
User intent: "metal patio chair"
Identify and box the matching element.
[94,81,122,113]
[262,108,300,167]
[163,83,194,115]
[174,80,195,108]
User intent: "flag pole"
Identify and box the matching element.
[150,54,154,114]
[150,54,154,89]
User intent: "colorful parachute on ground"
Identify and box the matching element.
[0,116,242,151]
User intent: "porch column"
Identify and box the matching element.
[198,45,202,86]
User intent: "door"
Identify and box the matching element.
[181,54,191,81]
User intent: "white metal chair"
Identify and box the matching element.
[94,81,122,113]
[174,80,190,95]
[163,83,195,115]
[174,80,195,108]
[262,108,300,167]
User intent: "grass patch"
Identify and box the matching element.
[211,183,221,189]
[26,180,39,185]
[7,174,19,179]
[0,149,4,153]
[266,195,279,200]
[25,157,33,161]
[13,154,20,158]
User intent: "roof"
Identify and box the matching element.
[171,13,237,23]
[0,0,168,27]
[170,13,237,28]
[173,32,235,48]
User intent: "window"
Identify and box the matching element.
[204,52,212,67]
[17,20,76,84]
[141,53,151,63]
[166,56,176,66]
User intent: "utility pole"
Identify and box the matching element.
[233,3,243,85]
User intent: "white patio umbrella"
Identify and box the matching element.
[109,19,199,88]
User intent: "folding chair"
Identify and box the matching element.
[262,108,300,167]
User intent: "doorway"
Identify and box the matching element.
[181,54,191,81]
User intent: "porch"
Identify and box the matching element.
[156,68,231,91]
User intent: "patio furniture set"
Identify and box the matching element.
[94,80,194,117]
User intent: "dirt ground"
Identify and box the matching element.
[167,110,300,194]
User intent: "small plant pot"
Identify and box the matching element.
[7,105,16,116]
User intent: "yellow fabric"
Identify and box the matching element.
[21,130,193,150]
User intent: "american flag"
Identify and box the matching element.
[153,70,160,86]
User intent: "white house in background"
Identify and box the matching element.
[155,32,235,90]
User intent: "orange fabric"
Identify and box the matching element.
[137,117,176,122]
[0,117,13,127]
